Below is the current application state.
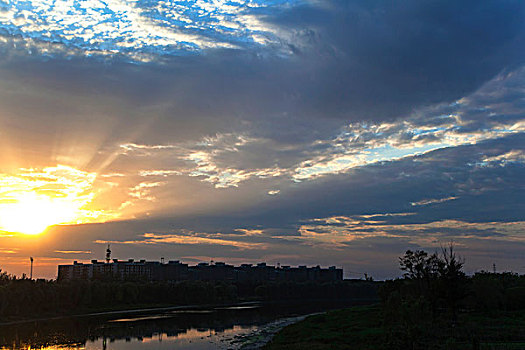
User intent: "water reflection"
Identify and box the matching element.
[0,301,356,350]
[84,325,257,350]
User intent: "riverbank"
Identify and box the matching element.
[225,314,315,349]
[0,298,372,326]
[0,298,371,326]
[0,301,261,326]
[0,300,362,349]
[0,277,379,323]
[263,305,525,349]
[263,305,383,350]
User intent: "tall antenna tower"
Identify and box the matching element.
[30,257,33,280]
[106,244,111,263]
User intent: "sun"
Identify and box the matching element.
[0,165,124,235]
[0,192,80,235]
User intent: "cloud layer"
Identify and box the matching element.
[0,0,299,59]
[0,0,524,279]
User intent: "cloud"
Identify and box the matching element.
[96,67,525,189]
[139,170,182,177]
[0,1,524,278]
[411,197,458,207]
[96,231,267,250]
[1,0,523,134]
[481,150,525,167]
[0,0,299,60]
[128,181,165,201]
[300,215,525,244]
[54,250,92,254]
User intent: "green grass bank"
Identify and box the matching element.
[264,305,383,350]
[264,304,525,350]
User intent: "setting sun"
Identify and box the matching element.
[0,192,78,235]
[0,165,108,235]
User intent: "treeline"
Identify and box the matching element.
[0,270,378,320]
[379,246,525,349]
[252,280,378,301]
[0,279,232,318]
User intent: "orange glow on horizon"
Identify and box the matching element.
[0,165,119,235]
[0,192,80,235]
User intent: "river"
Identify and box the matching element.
[0,300,359,349]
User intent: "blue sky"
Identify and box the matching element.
[0,0,524,279]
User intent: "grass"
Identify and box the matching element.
[263,305,384,350]
[263,305,525,350]
[460,310,525,349]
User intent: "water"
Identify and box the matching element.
[0,301,357,350]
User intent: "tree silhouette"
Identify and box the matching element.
[436,244,466,322]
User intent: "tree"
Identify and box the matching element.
[399,250,440,280]
[436,244,467,321]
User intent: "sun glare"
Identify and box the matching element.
[0,165,105,235]
[0,192,80,235]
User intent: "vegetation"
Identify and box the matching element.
[265,305,383,350]
[0,270,377,321]
[265,245,525,350]
[0,276,238,320]
[3,246,524,348]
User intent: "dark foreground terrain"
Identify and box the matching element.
[264,305,525,350]
[0,268,378,323]
[264,305,383,350]
[266,248,525,350]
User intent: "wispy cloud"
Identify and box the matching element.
[97,231,266,250]
[54,250,92,254]
[139,170,182,177]
[298,215,525,248]
[411,197,458,207]
[481,150,525,167]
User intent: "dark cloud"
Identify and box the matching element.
[1,0,523,150]
[46,132,523,239]
[1,1,524,278]
[117,133,524,239]
[269,0,525,120]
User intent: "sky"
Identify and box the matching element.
[0,0,524,280]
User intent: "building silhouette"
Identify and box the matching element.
[58,259,343,282]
